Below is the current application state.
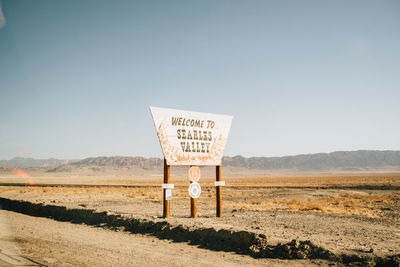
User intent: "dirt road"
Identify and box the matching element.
[0,210,327,266]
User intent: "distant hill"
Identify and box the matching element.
[47,156,163,173]
[69,156,162,169]
[222,150,400,170]
[0,157,75,168]
[2,151,400,172]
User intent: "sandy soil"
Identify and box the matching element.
[0,210,328,266]
[1,174,399,265]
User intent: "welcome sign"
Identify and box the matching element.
[150,106,233,165]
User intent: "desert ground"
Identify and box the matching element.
[0,171,399,266]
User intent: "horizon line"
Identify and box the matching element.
[2,149,400,161]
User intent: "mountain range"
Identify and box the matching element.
[0,157,75,168]
[1,150,400,171]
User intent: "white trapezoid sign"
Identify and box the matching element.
[150,106,233,166]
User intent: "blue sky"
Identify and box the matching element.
[1,0,399,160]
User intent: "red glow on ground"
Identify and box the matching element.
[11,168,35,186]
[11,168,28,178]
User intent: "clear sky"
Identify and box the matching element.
[1,0,399,160]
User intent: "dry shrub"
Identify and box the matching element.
[126,192,137,199]
[125,187,159,199]
[250,199,262,205]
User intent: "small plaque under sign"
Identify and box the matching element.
[165,189,172,200]
[214,181,225,186]
[162,184,174,189]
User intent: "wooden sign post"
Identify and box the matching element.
[189,166,200,218]
[163,158,170,218]
[190,182,197,218]
[216,165,222,217]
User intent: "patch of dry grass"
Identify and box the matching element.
[1,182,399,219]
[225,192,400,218]
[228,174,400,188]
[250,198,262,205]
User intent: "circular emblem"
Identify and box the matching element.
[188,166,201,182]
[188,182,201,199]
